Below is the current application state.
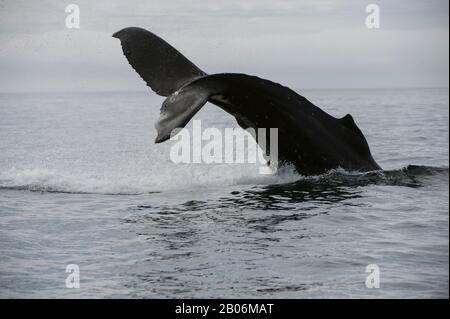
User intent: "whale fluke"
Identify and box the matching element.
[113,27,206,97]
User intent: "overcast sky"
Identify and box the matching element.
[0,0,448,92]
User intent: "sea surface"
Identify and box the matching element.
[0,88,448,298]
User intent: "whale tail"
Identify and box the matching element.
[113,27,207,97]
[113,28,381,174]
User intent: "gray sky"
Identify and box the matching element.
[0,0,448,92]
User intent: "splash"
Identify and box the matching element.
[0,165,447,195]
[0,165,301,195]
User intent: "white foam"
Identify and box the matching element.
[0,165,301,195]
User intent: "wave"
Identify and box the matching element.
[0,166,299,195]
[0,168,152,195]
[288,165,449,188]
[0,165,447,195]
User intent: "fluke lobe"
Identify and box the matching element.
[113,27,381,175]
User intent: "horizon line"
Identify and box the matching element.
[0,86,449,94]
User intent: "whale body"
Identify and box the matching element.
[113,27,381,175]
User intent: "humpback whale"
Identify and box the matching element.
[113,27,381,175]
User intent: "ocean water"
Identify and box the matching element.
[0,88,448,298]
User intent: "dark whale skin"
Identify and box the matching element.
[113,27,381,175]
